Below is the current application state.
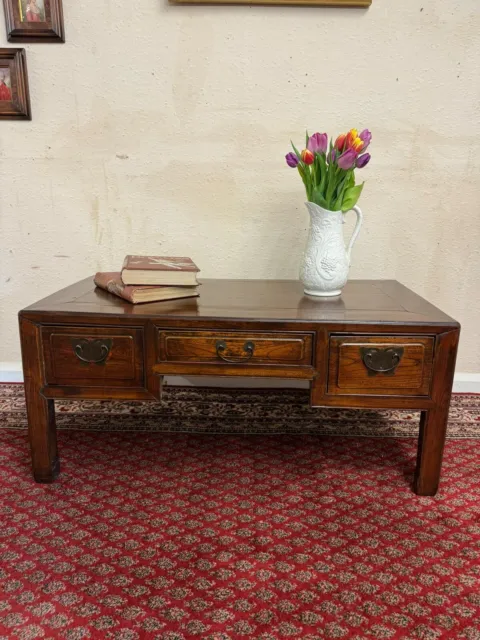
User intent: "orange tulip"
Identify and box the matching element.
[335,134,347,151]
[350,137,364,152]
[345,129,359,150]
[301,149,314,165]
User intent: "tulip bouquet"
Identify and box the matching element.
[285,129,371,212]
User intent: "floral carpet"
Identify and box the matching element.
[0,385,480,639]
[1,384,479,437]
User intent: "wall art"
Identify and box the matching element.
[0,48,31,119]
[3,0,64,42]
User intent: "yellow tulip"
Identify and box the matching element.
[351,137,364,152]
[345,129,359,150]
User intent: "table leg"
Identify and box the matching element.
[25,384,59,483]
[19,317,60,483]
[413,328,459,496]
[414,408,448,496]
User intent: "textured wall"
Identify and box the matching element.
[0,0,479,371]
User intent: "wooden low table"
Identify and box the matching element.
[19,278,460,495]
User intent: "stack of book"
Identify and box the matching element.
[94,255,200,304]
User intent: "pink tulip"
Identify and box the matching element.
[359,129,372,152]
[337,149,357,170]
[307,132,328,155]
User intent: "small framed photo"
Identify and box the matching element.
[0,49,31,120]
[3,0,64,42]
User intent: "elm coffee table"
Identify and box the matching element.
[19,278,460,495]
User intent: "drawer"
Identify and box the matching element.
[328,335,434,396]
[42,326,144,387]
[157,330,314,366]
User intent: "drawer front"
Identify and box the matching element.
[157,330,314,366]
[328,335,434,396]
[42,326,144,387]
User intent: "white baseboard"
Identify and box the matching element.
[0,362,24,383]
[452,373,480,393]
[1,362,479,392]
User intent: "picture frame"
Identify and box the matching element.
[3,0,64,42]
[170,0,370,5]
[0,48,31,120]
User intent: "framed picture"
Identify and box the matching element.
[0,49,31,119]
[3,0,64,42]
[170,0,369,5]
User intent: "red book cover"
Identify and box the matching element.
[94,272,199,304]
[122,256,199,272]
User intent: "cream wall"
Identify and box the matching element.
[0,0,479,371]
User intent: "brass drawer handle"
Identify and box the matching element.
[360,346,404,376]
[71,338,112,365]
[216,340,255,363]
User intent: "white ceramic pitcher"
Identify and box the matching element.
[300,202,363,297]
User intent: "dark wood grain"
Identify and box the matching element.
[41,386,158,400]
[414,329,460,496]
[158,330,313,365]
[19,317,59,482]
[23,278,458,325]
[18,277,460,494]
[145,321,163,400]
[152,362,316,379]
[328,335,434,396]
[42,326,144,387]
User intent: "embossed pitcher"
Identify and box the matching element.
[300,202,363,297]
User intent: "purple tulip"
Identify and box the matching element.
[356,153,371,169]
[328,149,336,164]
[359,129,372,151]
[307,132,328,155]
[337,148,357,171]
[285,152,299,168]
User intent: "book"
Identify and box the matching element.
[94,272,199,304]
[121,255,200,286]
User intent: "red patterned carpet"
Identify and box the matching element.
[1,385,480,639]
[1,384,479,437]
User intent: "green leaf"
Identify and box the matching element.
[332,192,343,211]
[313,154,320,187]
[341,183,364,212]
[314,152,325,189]
[318,152,327,173]
[336,169,354,201]
[312,185,327,208]
[297,165,308,191]
[332,175,348,209]
[305,131,309,147]
[326,163,341,209]
[318,154,328,195]
[291,140,302,160]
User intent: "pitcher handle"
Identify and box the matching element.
[345,205,363,263]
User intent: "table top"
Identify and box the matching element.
[21,277,458,326]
